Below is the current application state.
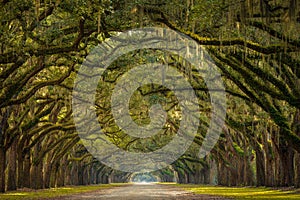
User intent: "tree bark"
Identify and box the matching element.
[0,147,6,193]
[217,155,228,185]
[263,129,275,187]
[71,162,79,185]
[50,163,59,188]
[101,174,109,184]
[295,153,300,188]
[177,170,187,184]
[7,140,17,191]
[57,158,66,187]
[278,132,295,186]
[65,162,71,185]
[31,143,44,189]
[255,144,266,186]
[44,162,52,188]
[293,109,300,188]
[23,152,31,188]
[78,162,84,185]
[202,165,210,184]
[17,150,24,188]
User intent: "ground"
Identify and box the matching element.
[1,183,299,199]
[56,183,230,200]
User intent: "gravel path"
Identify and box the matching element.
[56,183,232,200]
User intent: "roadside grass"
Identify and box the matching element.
[175,184,300,199]
[0,183,128,200]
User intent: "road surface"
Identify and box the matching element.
[57,183,231,200]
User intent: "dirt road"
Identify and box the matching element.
[57,183,231,200]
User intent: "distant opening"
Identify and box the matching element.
[131,173,158,183]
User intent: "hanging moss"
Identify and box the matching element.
[233,142,244,157]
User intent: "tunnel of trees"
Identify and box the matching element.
[0,0,300,193]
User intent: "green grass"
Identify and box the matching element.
[176,184,300,199]
[0,183,127,200]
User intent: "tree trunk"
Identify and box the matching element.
[277,132,294,186]
[295,153,300,188]
[243,153,254,186]
[202,165,210,184]
[194,165,201,184]
[50,163,59,188]
[44,162,52,188]
[177,170,186,184]
[57,156,69,187]
[23,153,31,188]
[237,157,243,185]
[57,160,66,187]
[31,161,44,189]
[17,151,24,188]
[78,163,84,185]
[65,161,72,185]
[101,174,109,184]
[217,157,228,185]
[187,172,194,184]
[82,166,89,185]
[293,109,300,188]
[263,129,275,187]
[91,166,97,184]
[96,170,100,184]
[71,162,79,185]
[0,147,6,193]
[7,140,17,191]
[255,145,266,186]
[229,164,238,186]
[0,108,9,192]
[37,161,44,189]
[31,143,44,189]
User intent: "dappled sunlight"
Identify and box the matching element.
[133,181,156,185]
[51,187,73,190]
[3,193,27,196]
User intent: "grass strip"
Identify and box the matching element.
[175,184,300,199]
[0,183,128,200]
